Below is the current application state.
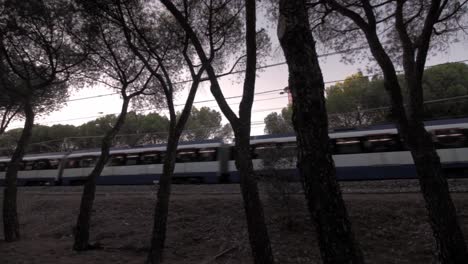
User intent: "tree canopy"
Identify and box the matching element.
[0,106,232,154]
[183,107,224,141]
[264,106,293,135]
[264,62,468,134]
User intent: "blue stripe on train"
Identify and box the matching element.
[257,162,467,182]
[61,171,221,185]
[15,177,56,186]
[224,165,416,183]
[8,162,468,186]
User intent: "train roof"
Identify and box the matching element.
[66,139,224,158]
[250,117,468,144]
[1,118,466,161]
[0,152,67,162]
[0,139,224,161]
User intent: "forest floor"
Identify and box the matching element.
[1,179,468,264]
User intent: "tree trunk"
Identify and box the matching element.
[145,63,204,264]
[234,129,275,264]
[234,0,275,262]
[405,107,468,263]
[73,98,130,250]
[158,1,275,263]
[146,130,178,264]
[370,43,468,264]
[326,1,468,262]
[3,101,34,242]
[278,1,364,263]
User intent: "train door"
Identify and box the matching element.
[109,153,145,184]
[186,148,218,183]
[176,148,197,182]
[35,159,60,185]
[141,152,164,183]
[18,160,38,185]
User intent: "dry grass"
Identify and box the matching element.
[0,183,468,263]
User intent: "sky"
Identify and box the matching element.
[7,18,468,137]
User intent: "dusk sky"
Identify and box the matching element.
[8,23,468,136]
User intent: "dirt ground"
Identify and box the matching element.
[1,180,468,264]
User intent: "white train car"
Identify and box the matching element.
[58,140,224,185]
[0,152,65,185]
[0,140,225,185]
[0,118,467,185]
[247,117,468,180]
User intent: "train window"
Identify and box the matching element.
[110,155,126,166]
[22,161,34,171]
[176,149,197,163]
[198,148,217,162]
[33,160,50,170]
[334,137,362,154]
[160,152,166,163]
[363,134,401,152]
[0,162,7,172]
[464,129,468,147]
[279,143,297,157]
[66,158,81,168]
[433,129,466,148]
[140,152,160,164]
[254,143,279,159]
[49,159,60,169]
[126,154,140,166]
[252,143,280,159]
[80,157,96,168]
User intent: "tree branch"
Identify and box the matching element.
[160,0,240,127]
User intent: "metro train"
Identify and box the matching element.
[0,117,468,186]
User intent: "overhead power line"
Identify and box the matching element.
[25,90,287,126]
[4,94,468,148]
[23,122,264,146]
[67,93,118,102]
[5,58,468,129]
[63,47,367,103]
[65,58,468,104]
[174,88,285,107]
[17,82,468,128]
[56,57,468,122]
[7,93,468,130]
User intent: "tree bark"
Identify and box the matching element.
[3,101,34,242]
[396,2,468,254]
[234,129,275,264]
[326,1,468,261]
[73,98,130,250]
[146,128,178,264]
[159,1,275,263]
[145,61,203,264]
[405,121,468,263]
[234,1,275,262]
[278,1,364,263]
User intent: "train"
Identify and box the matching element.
[0,117,467,186]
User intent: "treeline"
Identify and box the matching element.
[265,62,468,134]
[0,107,231,154]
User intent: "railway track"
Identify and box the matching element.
[8,178,468,196]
